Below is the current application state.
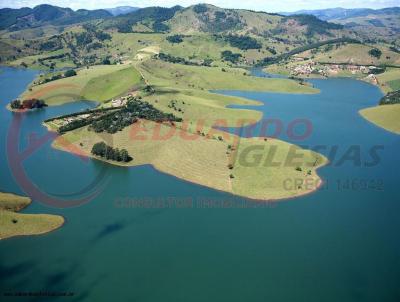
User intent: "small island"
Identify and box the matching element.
[9,98,47,111]
[0,192,64,240]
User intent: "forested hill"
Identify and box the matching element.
[0,4,112,30]
[101,4,354,43]
[0,3,354,42]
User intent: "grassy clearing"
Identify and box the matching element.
[22,64,143,105]
[0,192,64,240]
[9,49,75,70]
[81,67,142,101]
[54,121,328,201]
[360,104,400,134]
[388,79,400,91]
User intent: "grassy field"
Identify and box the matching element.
[360,104,400,134]
[0,192,64,240]
[22,64,143,105]
[81,67,142,101]
[54,121,328,201]
[9,49,76,70]
[301,43,400,66]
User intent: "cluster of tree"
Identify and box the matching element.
[192,8,242,32]
[167,99,185,113]
[58,117,94,133]
[57,109,123,133]
[193,4,208,14]
[37,69,76,85]
[153,21,169,32]
[102,57,111,65]
[40,40,62,51]
[75,24,111,47]
[265,46,277,55]
[369,48,382,59]
[113,6,182,33]
[158,53,212,67]
[62,69,76,77]
[86,42,103,51]
[166,34,184,43]
[10,98,47,110]
[115,22,132,33]
[283,15,343,37]
[143,85,156,94]
[91,142,132,162]
[90,111,138,133]
[75,32,94,47]
[158,52,196,65]
[36,25,111,68]
[45,106,120,123]
[89,98,182,134]
[37,53,68,68]
[379,90,400,105]
[125,98,182,123]
[224,35,262,50]
[202,58,213,66]
[39,73,63,84]
[221,50,242,63]
[209,12,241,32]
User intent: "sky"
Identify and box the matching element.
[0,0,399,12]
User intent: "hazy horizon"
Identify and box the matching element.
[0,0,399,13]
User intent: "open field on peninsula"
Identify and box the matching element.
[0,192,64,240]
[21,64,143,105]
[53,121,328,201]
[360,104,400,134]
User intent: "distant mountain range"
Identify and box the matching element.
[0,4,112,30]
[105,6,140,16]
[281,7,400,21]
[1,4,398,42]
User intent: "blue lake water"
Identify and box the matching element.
[0,66,399,302]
